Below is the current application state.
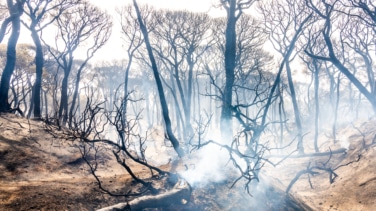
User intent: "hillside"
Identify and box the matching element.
[263,119,376,211]
[0,113,376,210]
[0,113,129,210]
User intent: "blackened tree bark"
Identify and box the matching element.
[0,0,26,112]
[259,0,313,153]
[313,60,320,152]
[301,26,328,152]
[219,0,255,141]
[221,0,237,141]
[305,0,376,113]
[285,59,304,152]
[301,54,322,152]
[152,10,212,143]
[132,0,184,157]
[117,4,144,127]
[23,0,76,119]
[0,43,34,115]
[67,4,112,128]
[180,12,212,141]
[43,1,112,126]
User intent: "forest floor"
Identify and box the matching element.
[0,113,375,210]
[263,118,376,211]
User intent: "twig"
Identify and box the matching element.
[286,150,362,193]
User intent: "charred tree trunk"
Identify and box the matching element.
[59,70,70,125]
[59,54,73,126]
[221,0,237,141]
[186,59,194,137]
[333,74,341,141]
[172,61,189,139]
[43,89,49,120]
[306,2,376,113]
[286,55,304,154]
[313,60,320,152]
[132,0,184,157]
[69,58,91,128]
[30,28,44,119]
[122,59,131,125]
[0,1,25,112]
[27,85,35,118]
[69,66,83,127]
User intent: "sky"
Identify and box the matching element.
[90,0,220,14]
[16,0,227,62]
[88,0,226,61]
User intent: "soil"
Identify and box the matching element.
[0,113,126,211]
[263,119,376,211]
[1,113,376,210]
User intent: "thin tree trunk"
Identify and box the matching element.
[333,74,341,141]
[185,57,195,140]
[0,2,24,112]
[286,60,304,154]
[278,87,285,150]
[59,55,73,126]
[313,61,320,152]
[167,71,185,139]
[172,63,189,140]
[145,91,152,128]
[262,13,312,128]
[59,72,69,125]
[123,57,132,124]
[44,89,48,121]
[133,0,184,157]
[27,85,34,118]
[29,28,44,119]
[68,68,82,127]
[322,18,376,113]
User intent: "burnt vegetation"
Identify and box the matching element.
[1,0,376,210]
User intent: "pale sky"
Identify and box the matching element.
[90,0,221,14]
[89,0,226,61]
[17,0,227,61]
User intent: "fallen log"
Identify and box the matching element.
[97,179,191,211]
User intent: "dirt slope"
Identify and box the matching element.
[264,119,376,211]
[0,113,128,210]
[1,113,376,210]
[0,113,301,211]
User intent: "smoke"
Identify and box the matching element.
[179,143,229,187]
[179,127,247,187]
[337,135,350,149]
[177,126,296,210]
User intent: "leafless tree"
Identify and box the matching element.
[299,23,328,151]
[218,0,257,140]
[132,0,184,157]
[305,0,376,113]
[258,0,314,153]
[0,0,26,112]
[198,10,277,193]
[151,10,213,143]
[0,43,34,116]
[22,0,78,119]
[42,0,112,126]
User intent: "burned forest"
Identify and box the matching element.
[1,0,376,210]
